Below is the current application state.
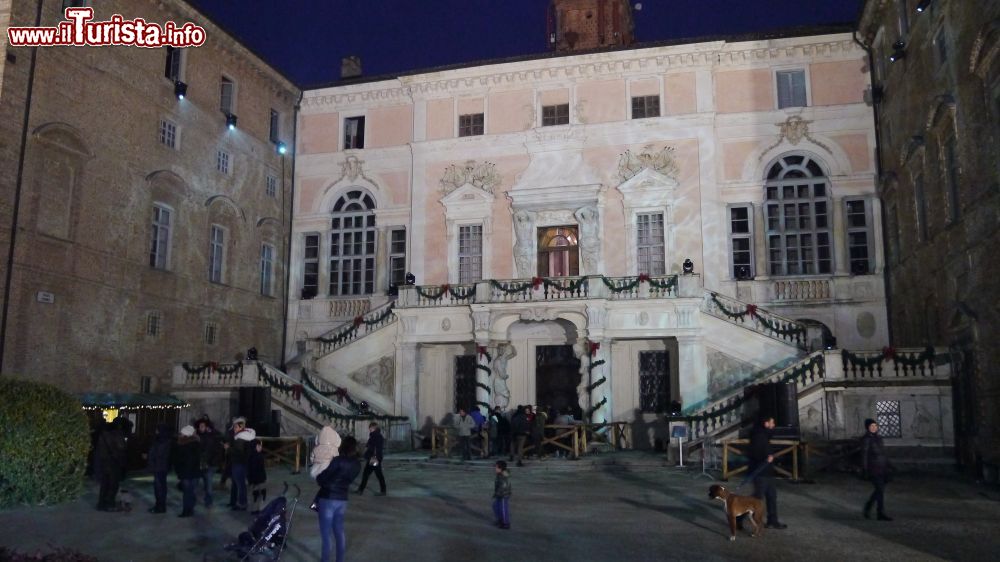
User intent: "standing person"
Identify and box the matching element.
[454,408,476,461]
[493,406,511,459]
[749,415,787,530]
[861,418,894,521]
[248,439,268,515]
[229,422,255,511]
[492,460,512,530]
[355,422,386,496]
[511,406,529,467]
[530,406,547,460]
[174,425,202,518]
[95,418,128,512]
[221,417,246,502]
[146,423,172,514]
[316,437,362,562]
[195,418,222,508]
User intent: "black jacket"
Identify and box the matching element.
[174,435,202,480]
[861,431,890,475]
[248,449,267,485]
[511,412,530,436]
[748,425,774,477]
[198,430,224,468]
[494,470,512,498]
[94,423,127,477]
[495,414,511,436]
[364,429,384,462]
[316,456,362,501]
[147,433,172,473]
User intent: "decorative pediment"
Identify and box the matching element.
[334,155,378,189]
[617,145,679,182]
[760,116,831,158]
[440,182,495,221]
[440,160,501,195]
[615,167,679,208]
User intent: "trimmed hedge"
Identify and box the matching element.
[0,377,90,509]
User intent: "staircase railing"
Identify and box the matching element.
[313,301,396,357]
[701,291,808,349]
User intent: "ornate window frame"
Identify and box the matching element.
[616,167,678,276]
[441,184,494,284]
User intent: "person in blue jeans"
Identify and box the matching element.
[195,418,222,508]
[228,424,255,511]
[174,425,202,517]
[492,460,512,529]
[316,436,362,562]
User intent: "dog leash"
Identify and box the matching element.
[735,461,770,491]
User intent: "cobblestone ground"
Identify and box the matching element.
[2,455,1000,562]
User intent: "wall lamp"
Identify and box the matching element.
[889,40,906,63]
[916,0,931,13]
[225,113,238,130]
[173,81,187,100]
[276,141,287,155]
[682,259,695,274]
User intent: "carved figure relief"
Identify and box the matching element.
[574,206,600,274]
[617,145,679,182]
[760,116,832,158]
[472,310,491,332]
[440,160,501,195]
[513,210,536,277]
[349,356,395,398]
[492,343,517,410]
[441,318,452,331]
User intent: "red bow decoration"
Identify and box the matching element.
[882,346,896,360]
[353,315,364,327]
[209,361,219,371]
[291,384,303,401]
[477,345,488,357]
[333,387,348,402]
[638,273,651,282]
[531,276,543,289]
[442,283,450,294]
[746,304,758,317]
[589,341,601,357]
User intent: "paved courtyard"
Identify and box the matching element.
[2,455,999,562]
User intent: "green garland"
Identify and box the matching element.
[543,277,587,293]
[476,364,492,376]
[841,349,883,370]
[602,276,641,293]
[647,276,678,291]
[181,362,210,375]
[315,304,395,345]
[893,346,936,368]
[415,284,475,301]
[216,363,243,375]
[709,293,752,321]
[756,314,805,338]
[275,365,407,422]
[475,382,491,394]
[490,279,535,295]
[586,376,607,393]
[586,397,607,418]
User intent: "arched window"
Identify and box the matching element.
[329,190,376,295]
[537,226,579,277]
[764,154,832,276]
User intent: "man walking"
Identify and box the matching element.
[356,422,387,496]
[454,408,476,461]
[749,415,787,529]
[862,418,893,521]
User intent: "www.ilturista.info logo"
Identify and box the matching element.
[7,7,206,48]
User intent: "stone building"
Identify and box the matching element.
[858,0,1000,478]
[0,0,299,393]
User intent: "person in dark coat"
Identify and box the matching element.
[748,415,787,529]
[316,436,362,562]
[95,418,128,511]
[492,406,511,458]
[146,423,172,513]
[510,406,530,467]
[228,422,255,511]
[248,439,268,514]
[861,418,894,521]
[355,422,386,496]
[492,460,512,530]
[174,425,202,517]
[195,418,223,508]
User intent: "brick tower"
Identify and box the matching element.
[548,0,635,52]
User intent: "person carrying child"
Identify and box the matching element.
[310,426,342,479]
[492,460,512,530]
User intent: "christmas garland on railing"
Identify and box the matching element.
[315,304,395,345]
[490,279,536,295]
[301,370,361,412]
[543,277,587,293]
[602,276,642,293]
[891,346,936,368]
[415,284,475,302]
[841,349,884,370]
[842,346,938,371]
[647,275,678,291]
[182,362,211,375]
[216,363,243,375]
[295,367,407,422]
[709,293,804,338]
[755,314,806,338]
[709,293,753,321]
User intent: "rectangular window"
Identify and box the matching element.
[158,119,177,149]
[943,135,960,223]
[164,46,182,81]
[458,224,483,284]
[845,199,874,275]
[204,322,218,346]
[639,351,670,413]
[216,150,230,174]
[260,244,275,296]
[269,109,281,144]
[145,311,161,337]
[776,70,807,109]
[266,175,277,198]
[62,0,88,9]
[389,228,407,288]
[636,212,665,275]
[728,205,755,279]
[458,113,485,137]
[150,204,171,270]
[541,103,569,126]
[302,234,319,299]
[631,95,661,119]
[914,170,928,242]
[344,116,365,149]
[875,399,902,438]
[209,225,225,283]
[220,76,235,114]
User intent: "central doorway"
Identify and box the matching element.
[535,345,582,419]
[537,226,579,277]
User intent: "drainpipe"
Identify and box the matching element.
[852,29,894,346]
[0,0,45,374]
[280,90,304,370]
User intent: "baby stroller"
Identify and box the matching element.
[225,484,300,561]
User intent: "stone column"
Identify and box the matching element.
[375,225,390,293]
[587,338,613,423]
[472,307,492,415]
[676,335,708,410]
[395,342,420,426]
[832,197,848,275]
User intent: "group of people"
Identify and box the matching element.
[453,404,580,466]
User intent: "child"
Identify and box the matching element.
[310,426,341,478]
[248,439,267,515]
[492,460,511,529]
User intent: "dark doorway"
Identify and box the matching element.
[535,345,582,419]
[454,355,478,412]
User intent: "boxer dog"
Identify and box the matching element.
[708,484,765,541]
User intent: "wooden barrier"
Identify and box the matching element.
[430,427,489,458]
[721,438,800,481]
[578,422,633,454]
[258,436,305,474]
[430,422,633,460]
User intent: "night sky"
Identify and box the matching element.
[187,0,862,88]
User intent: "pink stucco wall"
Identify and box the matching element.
[540,88,570,105]
[488,90,533,134]
[368,105,413,148]
[297,177,326,214]
[669,139,704,274]
[299,113,339,154]
[426,98,454,141]
[810,59,866,106]
[630,78,659,97]
[715,69,774,113]
[665,72,697,115]
[457,97,484,115]
[577,79,626,124]
[723,140,760,181]
[831,133,872,173]
[379,170,411,207]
